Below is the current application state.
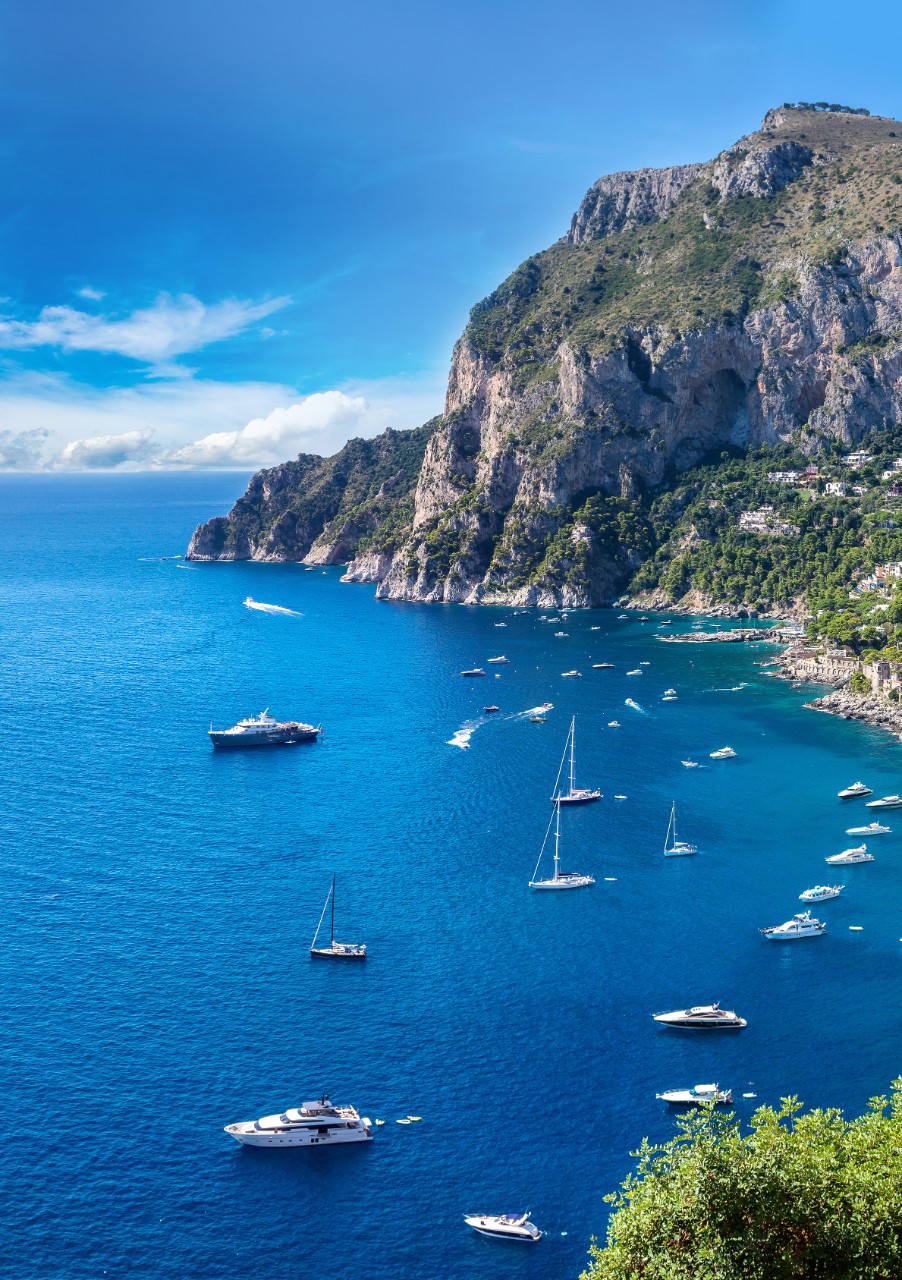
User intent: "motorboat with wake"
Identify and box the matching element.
[653,1003,746,1029]
[826,844,874,865]
[866,795,902,810]
[709,746,737,760]
[224,1095,372,1147]
[310,876,366,958]
[663,802,697,856]
[551,716,601,805]
[846,822,891,835]
[464,1213,541,1242]
[487,656,509,664]
[800,884,843,902]
[681,758,699,768]
[656,1084,732,1106]
[530,781,595,890]
[761,911,826,939]
[838,781,872,799]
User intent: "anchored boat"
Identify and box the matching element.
[310,876,366,959]
[551,716,601,805]
[224,1095,372,1147]
[663,802,697,856]
[208,709,321,748]
[464,1213,541,1243]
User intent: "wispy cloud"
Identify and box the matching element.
[77,286,106,302]
[0,292,290,364]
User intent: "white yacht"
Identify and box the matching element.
[866,795,902,810]
[681,758,699,768]
[663,802,697,856]
[554,631,568,637]
[826,844,874,865]
[551,716,601,805]
[531,776,595,890]
[224,1095,372,1147]
[799,884,844,902]
[656,1084,732,1106]
[608,720,621,728]
[626,668,642,676]
[461,668,486,677]
[487,656,509,664]
[662,688,678,701]
[846,822,891,836]
[310,876,366,959]
[561,670,581,678]
[593,662,616,669]
[838,781,873,799]
[464,1213,542,1243]
[710,746,737,760]
[761,911,826,939]
[653,1003,747,1029]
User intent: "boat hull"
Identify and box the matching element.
[210,727,320,748]
[310,946,367,959]
[552,793,601,806]
[529,876,594,890]
[225,1123,371,1147]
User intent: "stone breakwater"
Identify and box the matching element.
[657,627,786,644]
[806,689,902,741]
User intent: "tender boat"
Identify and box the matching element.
[663,802,697,856]
[846,822,891,835]
[483,705,500,713]
[656,1084,732,1106]
[710,746,737,760]
[551,716,601,805]
[590,625,601,630]
[826,844,874,865]
[494,622,507,627]
[461,668,487,677]
[539,702,553,710]
[530,769,595,890]
[530,716,546,723]
[224,1095,372,1147]
[653,1003,747,1029]
[593,662,615,669]
[662,688,678,700]
[608,720,621,727]
[554,631,569,637]
[800,884,844,902]
[487,656,509,664]
[659,620,673,627]
[626,668,642,676]
[866,795,902,810]
[209,709,321,748]
[561,669,581,678]
[464,1213,541,1243]
[310,876,366,958]
[681,759,699,768]
[838,781,872,799]
[761,910,826,939]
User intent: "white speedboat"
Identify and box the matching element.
[866,795,902,810]
[800,884,844,902]
[487,656,509,664]
[554,631,568,637]
[826,844,874,865]
[310,876,366,959]
[656,1084,732,1106]
[608,720,621,728]
[662,689,678,700]
[225,1095,372,1147]
[464,1213,541,1242]
[593,662,616,669]
[761,911,826,939]
[663,802,697,856]
[838,781,872,799]
[653,1003,747,1029]
[561,670,581,678]
[710,746,737,760]
[681,759,699,768]
[626,668,642,676]
[551,716,601,805]
[590,625,601,630]
[846,822,891,835]
[461,668,486,677]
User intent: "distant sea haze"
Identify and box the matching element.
[3,471,901,1280]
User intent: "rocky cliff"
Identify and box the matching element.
[191,105,902,609]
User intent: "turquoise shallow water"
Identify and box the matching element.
[3,472,902,1280]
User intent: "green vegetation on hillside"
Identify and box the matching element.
[584,1085,902,1280]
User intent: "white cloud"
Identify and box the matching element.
[77,286,106,302]
[0,292,290,364]
[54,430,155,470]
[0,427,47,468]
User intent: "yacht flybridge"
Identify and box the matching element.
[310,876,366,959]
[656,1084,732,1106]
[224,1095,372,1147]
[838,781,873,799]
[653,1003,747,1029]
[551,716,601,805]
[761,911,826,939]
[663,802,697,856]
[464,1213,542,1243]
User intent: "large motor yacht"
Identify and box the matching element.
[846,822,891,836]
[224,1095,372,1147]
[866,795,902,810]
[464,1213,542,1242]
[652,1003,747,1029]
[825,844,874,865]
[208,710,321,748]
[709,746,737,760]
[838,781,873,799]
[761,911,826,939]
[799,884,844,902]
[656,1083,732,1106]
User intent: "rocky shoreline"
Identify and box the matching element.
[805,689,902,741]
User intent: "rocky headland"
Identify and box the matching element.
[189,104,902,614]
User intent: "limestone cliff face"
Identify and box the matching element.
[568,163,704,244]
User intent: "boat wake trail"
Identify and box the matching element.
[624,698,647,713]
[448,722,479,750]
[706,682,749,692]
[244,596,303,617]
[516,704,555,719]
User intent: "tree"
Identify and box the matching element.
[584,1085,902,1280]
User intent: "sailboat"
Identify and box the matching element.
[551,716,601,805]
[663,803,698,857]
[529,795,595,890]
[310,876,367,958]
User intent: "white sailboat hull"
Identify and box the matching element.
[530,875,595,890]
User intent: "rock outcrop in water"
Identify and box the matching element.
[190,106,902,608]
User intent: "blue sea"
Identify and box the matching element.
[4,472,902,1280]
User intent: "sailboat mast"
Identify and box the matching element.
[330,874,335,945]
[664,803,674,854]
[569,716,576,794]
[553,798,561,879]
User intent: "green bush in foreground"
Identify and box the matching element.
[584,1086,902,1280]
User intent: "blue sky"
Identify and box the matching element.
[0,0,900,468]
